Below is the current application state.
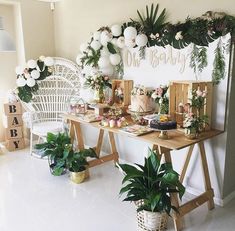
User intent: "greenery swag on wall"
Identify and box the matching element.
[76,4,235,84]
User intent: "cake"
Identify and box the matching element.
[150,115,177,130]
[130,95,152,112]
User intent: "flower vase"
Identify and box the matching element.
[185,128,198,140]
[94,88,105,103]
[158,103,167,115]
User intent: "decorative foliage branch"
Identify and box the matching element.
[190,44,208,79]
[212,40,226,84]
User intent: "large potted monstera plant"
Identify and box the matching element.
[35,132,71,176]
[117,149,185,231]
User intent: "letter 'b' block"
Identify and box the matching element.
[4,102,22,115]
[5,126,23,140]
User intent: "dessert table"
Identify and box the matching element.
[62,113,223,231]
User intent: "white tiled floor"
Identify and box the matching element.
[0,148,235,231]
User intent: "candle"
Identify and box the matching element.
[109,120,115,128]
[117,120,122,128]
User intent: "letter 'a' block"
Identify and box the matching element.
[4,102,22,115]
[5,126,23,140]
[6,115,23,128]
[6,138,25,151]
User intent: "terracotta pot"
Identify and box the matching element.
[70,170,86,184]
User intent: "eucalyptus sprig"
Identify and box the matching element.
[212,40,226,85]
[190,44,208,78]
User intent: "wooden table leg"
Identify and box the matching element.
[73,122,85,150]
[108,131,119,163]
[162,148,184,231]
[152,144,162,160]
[198,141,215,210]
[95,129,104,157]
[180,144,195,183]
[69,121,75,144]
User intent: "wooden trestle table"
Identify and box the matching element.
[63,113,223,231]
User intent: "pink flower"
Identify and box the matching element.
[104,76,109,80]
[156,87,163,97]
[196,89,203,97]
[202,91,207,97]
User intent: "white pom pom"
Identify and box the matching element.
[44,57,54,66]
[111,24,122,37]
[100,65,114,76]
[117,36,125,48]
[31,70,40,79]
[80,43,88,53]
[98,56,110,68]
[109,54,121,65]
[76,54,83,65]
[136,34,148,47]
[124,27,137,39]
[16,77,26,87]
[26,77,36,87]
[93,31,101,41]
[125,39,136,48]
[90,40,101,51]
[15,66,25,75]
[27,59,37,69]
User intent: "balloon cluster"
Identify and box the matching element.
[16,56,54,88]
[76,25,148,77]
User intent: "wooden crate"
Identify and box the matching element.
[169,81,213,129]
[112,79,133,106]
[6,138,25,152]
[4,102,22,115]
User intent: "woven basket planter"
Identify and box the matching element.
[135,200,168,231]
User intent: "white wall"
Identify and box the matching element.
[0,0,55,141]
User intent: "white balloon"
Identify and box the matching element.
[100,47,110,57]
[80,43,88,53]
[100,65,114,76]
[76,54,83,65]
[111,24,122,37]
[16,77,26,87]
[31,70,40,79]
[111,38,118,46]
[124,26,137,39]
[109,54,121,65]
[39,55,45,62]
[90,40,101,51]
[100,30,113,46]
[44,57,54,66]
[136,34,148,47]
[93,31,101,41]
[116,36,125,48]
[26,77,36,87]
[98,56,110,68]
[15,66,25,75]
[82,65,98,76]
[27,59,37,69]
[125,39,136,48]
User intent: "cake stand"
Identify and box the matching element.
[150,127,176,140]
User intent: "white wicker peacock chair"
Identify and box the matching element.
[21,57,81,156]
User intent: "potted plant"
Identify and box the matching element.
[35,132,71,176]
[117,149,185,231]
[64,145,98,184]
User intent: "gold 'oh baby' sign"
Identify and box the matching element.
[123,46,190,73]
